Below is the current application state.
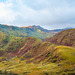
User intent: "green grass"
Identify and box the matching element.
[0,45,75,75]
[53,46,75,64]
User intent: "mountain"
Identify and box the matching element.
[21,25,74,33]
[0,24,74,39]
[46,29,75,47]
[0,29,75,75]
[0,24,54,38]
[21,25,51,33]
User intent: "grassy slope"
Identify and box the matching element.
[0,30,75,75]
[46,29,75,47]
[0,31,23,52]
[0,44,75,75]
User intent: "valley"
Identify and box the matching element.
[0,24,75,75]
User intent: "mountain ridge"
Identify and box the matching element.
[0,24,54,38]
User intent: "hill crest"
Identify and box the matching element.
[46,29,75,47]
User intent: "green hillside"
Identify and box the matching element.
[0,24,54,38]
[0,29,75,75]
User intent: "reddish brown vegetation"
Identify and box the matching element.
[0,51,4,56]
[21,26,35,29]
[46,29,75,47]
[5,37,42,60]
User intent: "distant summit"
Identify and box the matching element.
[21,25,74,33]
[21,25,50,33]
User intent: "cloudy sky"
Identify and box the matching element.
[0,0,75,29]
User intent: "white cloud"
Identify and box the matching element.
[0,0,75,29]
[0,2,18,24]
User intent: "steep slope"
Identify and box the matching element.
[46,29,75,47]
[0,35,43,57]
[0,32,23,52]
[6,37,42,58]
